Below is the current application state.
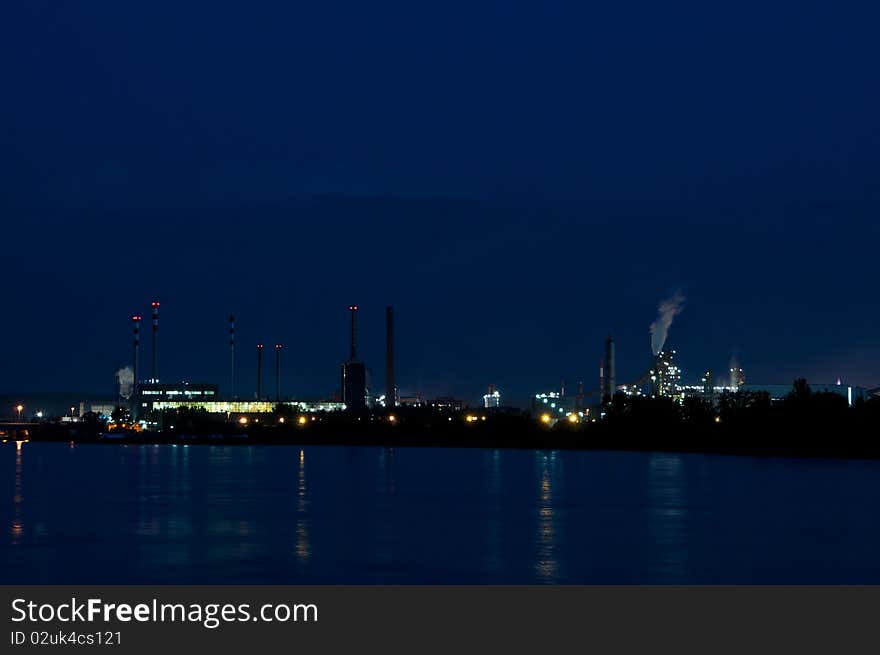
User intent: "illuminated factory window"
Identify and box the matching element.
[483,390,501,408]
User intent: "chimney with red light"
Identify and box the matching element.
[151,300,160,383]
[256,344,264,400]
[132,314,141,415]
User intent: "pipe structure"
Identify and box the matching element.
[229,314,235,399]
[151,300,160,382]
[132,314,141,416]
[604,335,616,403]
[275,344,282,402]
[256,344,264,400]
[385,306,395,407]
[349,305,358,361]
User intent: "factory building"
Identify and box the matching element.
[138,382,219,401]
[430,397,463,412]
[136,382,346,415]
[78,402,116,418]
[122,300,368,417]
[532,392,586,420]
[341,361,370,410]
[137,382,218,414]
[483,384,501,408]
[147,399,345,414]
[650,350,682,399]
[398,394,424,407]
[533,392,569,415]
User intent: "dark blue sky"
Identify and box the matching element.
[2,1,878,405]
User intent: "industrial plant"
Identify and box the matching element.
[104,299,468,427]
[29,289,872,433]
[531,292,876,426]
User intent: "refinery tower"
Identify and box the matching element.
[340,305,369,410]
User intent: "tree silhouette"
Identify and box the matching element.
[790,378,811,400]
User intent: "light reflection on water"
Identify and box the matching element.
[485,449,502,576]
[646,453,688,581]
[373,448,396,566]
[296,448,310,563]
[137,444,193,569]
[4,442,880,583]
[534,450,560,582]
[10,443,23,544]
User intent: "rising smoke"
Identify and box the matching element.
[728,356,740,388]
[116,366,134,400]
[650,291,685,355]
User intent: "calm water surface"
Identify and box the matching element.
[2,441,880,583]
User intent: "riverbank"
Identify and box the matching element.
[19,419,880,460]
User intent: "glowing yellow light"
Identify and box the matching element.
[481,416,486,421]
[297,416,308,425]
[466,415,478,422]
[238,417,248,425]
[388,415,396,423]
[540,413,552,424]
[568,413,579,423]
[715,416,721,423]
[278,417,285,424]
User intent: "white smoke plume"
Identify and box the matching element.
[116,366,134,400]
[650,291,685,355]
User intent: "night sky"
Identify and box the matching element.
[2,1,879,405]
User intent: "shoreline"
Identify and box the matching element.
[17,427,880,461]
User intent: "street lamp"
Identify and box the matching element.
[16,405,23,421]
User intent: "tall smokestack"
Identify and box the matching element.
[604,335,616,403]
[349,305,358,361]
[256,344,263,400]
[151,300,160,382]
[275,344,282,402]
[229,314,235,399]
[132,314,141,415]
[385,306,395,407]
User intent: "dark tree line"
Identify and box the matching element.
[573,378,880,455]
